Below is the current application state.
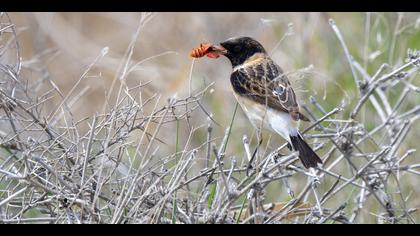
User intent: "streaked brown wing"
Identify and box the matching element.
[230,58,309,121]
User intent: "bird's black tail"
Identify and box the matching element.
[290,134,322,169]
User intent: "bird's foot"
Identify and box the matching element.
[286,142,293,151]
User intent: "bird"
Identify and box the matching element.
[202,36,322,169]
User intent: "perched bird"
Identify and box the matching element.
[200,36,322,169]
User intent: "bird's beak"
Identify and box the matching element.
[210,45,227,55]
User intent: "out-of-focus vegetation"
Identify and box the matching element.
[0,12,419,223]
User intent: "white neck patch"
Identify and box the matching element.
[232,53,266,72]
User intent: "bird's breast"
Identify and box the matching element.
[233,93,268,129]
[232,93,298,139]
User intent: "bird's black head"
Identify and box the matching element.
[218,37,267,68]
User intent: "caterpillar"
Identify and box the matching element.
[190,43,220,58]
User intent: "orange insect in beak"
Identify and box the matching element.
[190,43,227,59]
